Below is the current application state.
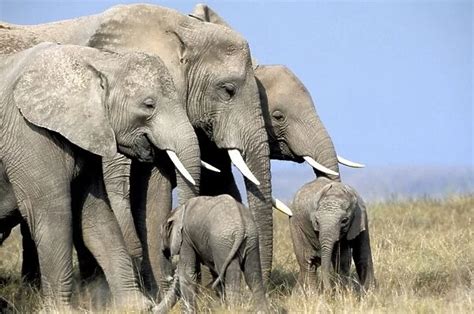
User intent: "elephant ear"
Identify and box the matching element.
[190,4,232,28]
[189,4,260,68]
[347,191,367,241]
[162,205,185,257]
[13,46,117,157]
[310,183,334,232]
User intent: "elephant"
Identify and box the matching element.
[156,195,268,313]
[188,4,365,285]
[290,177,375,292]
[0,42,200,308]
[1,3,272,294]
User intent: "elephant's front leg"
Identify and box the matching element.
[78,165,150,310]
[130,161,173,299]
[332,241,352,287]
[7,169,74,307]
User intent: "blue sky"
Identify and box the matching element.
[2,0,472,170]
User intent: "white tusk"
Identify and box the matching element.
[201,160,221,173]
[337,155,365,168]
[272,197,293,216]
[228,149,260,186]
[166,150,196,185]
[303,156,339,176]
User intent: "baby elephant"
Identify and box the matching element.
[157,195,268,313]
[290,177,375,292]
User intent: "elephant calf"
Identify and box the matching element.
[157,195,268,313]
[290,177,375,292]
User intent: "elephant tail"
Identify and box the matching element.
[153,273,179,314]
[211,231,245,290]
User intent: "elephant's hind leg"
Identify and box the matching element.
[242,245,269,311]
[222,259,241,307]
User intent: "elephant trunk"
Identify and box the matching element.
[243,125,273,283]
[319,225,339,290]
[149,116,201,204]
[291,111,340,181]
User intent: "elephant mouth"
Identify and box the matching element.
[117,134,154,163]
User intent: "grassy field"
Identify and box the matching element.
[1,195,473,313]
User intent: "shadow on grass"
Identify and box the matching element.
[268,268,298,296]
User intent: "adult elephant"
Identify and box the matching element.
[1,3,272,292]
[191,4,364,183]
[189,5,365,283]
[0,42,199,308]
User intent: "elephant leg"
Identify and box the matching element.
[221,259,241,306]
[296,258,319,294]
[177,242,199,314]
[130,161,173,299]
[337,241,352,287]
[242,246,269,312]
[351,228,375,290]
[6,160,74,307]
[103,154,142,265]
[76,165,150,309]
[20,220,40,287]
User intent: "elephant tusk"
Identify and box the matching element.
[303,156,339,176]
[166,150,196,185]
[200,160,221,173]
[272,197,293,216]
[337,155,365,168]
[228,149,260,186]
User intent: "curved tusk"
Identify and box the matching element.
[272,197,293,216]
[166,150,196,185]
[201,160,221,173]
[303,156,339,176]
[228,149,260,186]
[337,155,365,168]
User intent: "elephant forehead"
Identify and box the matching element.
[122,55,177,97]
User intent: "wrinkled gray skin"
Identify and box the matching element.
[191,4,340,181]
[290,177,375,291]
[190,4,340,285]
[0,42,198,308]
[157,195,268,313]
[1,3,271,295]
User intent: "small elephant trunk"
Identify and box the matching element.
[153,274,179,313]
[319,224,339,290]
[320,243,335,290]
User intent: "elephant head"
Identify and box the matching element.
[309,181,370,289]
[11,43,200,188]
[190,4,365,183]
[85,4,267,199]
[161,205,185,258]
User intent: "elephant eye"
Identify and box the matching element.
[219,83,236,101]
[272,110,285,121]
[142,98,156,110]
[341,217,349,225]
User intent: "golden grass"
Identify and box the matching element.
[1,195,473,313]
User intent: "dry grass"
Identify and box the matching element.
[1,195,473,313]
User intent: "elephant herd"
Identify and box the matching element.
[0,3,375,312]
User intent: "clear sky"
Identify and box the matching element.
[1,0,472,169]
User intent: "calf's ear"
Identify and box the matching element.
[347,192,367,241]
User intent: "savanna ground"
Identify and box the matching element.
[0,195,473,313]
